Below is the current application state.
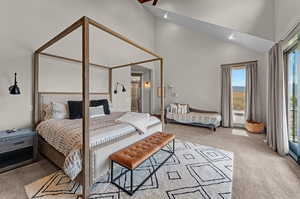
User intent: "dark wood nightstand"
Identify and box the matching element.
[0,128,38,173]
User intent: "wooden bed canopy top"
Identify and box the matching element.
[33,16,164,199]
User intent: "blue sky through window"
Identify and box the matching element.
[288,51,298,87]
[232,69,245,87]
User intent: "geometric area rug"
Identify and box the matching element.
[25,140,234,199]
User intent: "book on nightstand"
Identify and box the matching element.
[0,128,38,173]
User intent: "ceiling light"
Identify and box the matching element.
[163,12,168,19]
[229,34,235,40]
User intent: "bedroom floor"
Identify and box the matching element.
[1,124,300,199]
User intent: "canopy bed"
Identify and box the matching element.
[33,16,164,199]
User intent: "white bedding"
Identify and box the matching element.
[37,112,161,180]
[90,123,135,147]
[116,112,156,134]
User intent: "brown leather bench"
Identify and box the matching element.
[109,132,175,195]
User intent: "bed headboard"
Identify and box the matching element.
[37,92,110,123]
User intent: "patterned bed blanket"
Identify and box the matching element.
[36,112,160,180]
[166,111,222,127]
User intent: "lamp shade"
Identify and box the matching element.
[9,85,21,95]
[9,73,21,95]
[122,85,126,92]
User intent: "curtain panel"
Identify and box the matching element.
[221,66,232,127]
[245,62,258,121]
[267,43,289,156]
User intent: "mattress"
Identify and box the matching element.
[36,112,161,180]
[166,111,222,127]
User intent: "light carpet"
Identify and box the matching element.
[25,140,234,199]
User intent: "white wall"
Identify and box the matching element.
[155,0,275,41]
[154,19,267,122]
[0,0,155,131]
[39,57,109,93]
[275,0,300,41]
[112,68,132,112]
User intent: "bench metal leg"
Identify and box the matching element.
[130,170,133,194]
[110,160,113,182]
[110,139,176,196]
[173,139,175,153]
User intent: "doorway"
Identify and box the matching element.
[131,73,143,112]
[131,65,153,113]
[231,67,246,127]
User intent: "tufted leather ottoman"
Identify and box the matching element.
[109,132,175,195]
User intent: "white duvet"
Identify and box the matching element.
[37,112,161,180]
[116,112,156,134]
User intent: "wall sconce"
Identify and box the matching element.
[9,73,21,95]
[144,81,151,88]
[157,87,165,97]
[114,82,126,94]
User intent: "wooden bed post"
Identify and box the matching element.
[82,16,90,199]
[33,16,164,198]
[109,68,112,102]
[33,52,39,128]
[111,58,160,69]
[160,58,165,128]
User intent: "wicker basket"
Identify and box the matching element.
[245,121,265,134]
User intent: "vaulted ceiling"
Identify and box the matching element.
[142,0,275,52]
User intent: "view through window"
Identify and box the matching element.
[232,67,246,127]
[287,48,299,144]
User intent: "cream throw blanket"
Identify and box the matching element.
[116,112,152,134]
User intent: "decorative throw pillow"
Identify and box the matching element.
[90,99,110,114]
[169,103,189,114]
[68,101,83,119]
[178,104,188,114]
[170,104,178,113]
[42,104,52,121]
[177,104,183,114]
[51,102,69,119]
[68,99,111,119]
[89,105,105,118]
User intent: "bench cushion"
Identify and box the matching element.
[109,132,175,169]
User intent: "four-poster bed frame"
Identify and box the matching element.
[33,16,164,199]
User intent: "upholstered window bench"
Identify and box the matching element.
[109,132,175,195]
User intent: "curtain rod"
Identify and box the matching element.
[221,60,257,67]
[280,21,300,42]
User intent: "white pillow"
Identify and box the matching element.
[51,102,69,119]
[169,103,188,114]
[178,104,188,114]
[90,105,105,118]
[170,104,178,113]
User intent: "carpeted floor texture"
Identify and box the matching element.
[24,140,234,199]
[0,124,299,199]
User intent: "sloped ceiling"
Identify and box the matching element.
[145,0,275,41]
[145,5,275,52]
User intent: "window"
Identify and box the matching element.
[231,67,246,127]
[287,47,299,144]
[285,41,300,162]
